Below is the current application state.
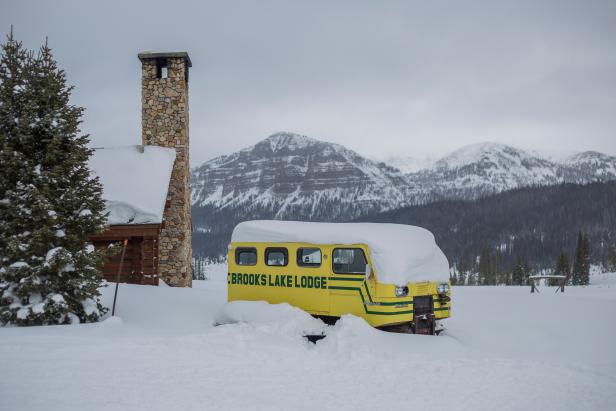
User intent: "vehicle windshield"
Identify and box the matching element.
[333,248,367,274]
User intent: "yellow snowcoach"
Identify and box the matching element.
[227,221,451,335]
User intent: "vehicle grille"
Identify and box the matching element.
[414,283,432,295]
[413,296,433,315]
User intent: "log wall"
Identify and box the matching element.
[90,224,161,286]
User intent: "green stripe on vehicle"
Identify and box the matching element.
[328,285,414,315]
[329,285,449,314]
[362,281,415,305]
[328,276,365,282]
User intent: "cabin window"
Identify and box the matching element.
[265,247,288,266]
[332,248,367,274]
[297,248,322,267]
[236,247,257,266]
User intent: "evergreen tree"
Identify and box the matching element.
[494,248,503,285]
[581,234,591,285]
[553,251,570,286]
[459,271,467,286]
[449,269,457,286]
[572,233,583,285]
[478,248,494,285]
[572,232,591,286]
[456,258,467,286]
[0,33,108,325]
[511,257,528,286]
[605,244,616,273]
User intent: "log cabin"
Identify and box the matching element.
[87,52,193,287]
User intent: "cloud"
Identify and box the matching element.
[2,0,615,164]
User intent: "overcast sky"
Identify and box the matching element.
[2,0,616,165]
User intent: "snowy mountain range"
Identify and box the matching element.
[191,132,616,220]
[191,132,411,221]
[382,155,436,173]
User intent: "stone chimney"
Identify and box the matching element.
[138,51,192,287]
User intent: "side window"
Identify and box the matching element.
[297,248,322,267]
[265,247,288,266]
[235,247,257,266]
[332,248,367,274]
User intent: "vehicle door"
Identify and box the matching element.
[294,245,330,314]
[329,245,370,317]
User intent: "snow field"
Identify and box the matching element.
[0,265,615,411]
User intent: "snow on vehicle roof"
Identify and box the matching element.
[88,146,176,225]
[231,220,450,285]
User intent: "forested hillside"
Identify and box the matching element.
[191,133,616,266]
[356,182,616,274]
[193,182,616,274]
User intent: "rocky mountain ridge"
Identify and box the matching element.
[192,132,616,212]
[190,132,616,258]
[191,132,413,221]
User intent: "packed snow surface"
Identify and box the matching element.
[1,266,615,411]
[231,220,450,285]
[216,300,328,336]
[88,146,176,224]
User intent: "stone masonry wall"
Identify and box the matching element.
[141,57,192,287]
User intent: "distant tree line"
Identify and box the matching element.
[357,182,616,277]
[192,182,616,282]
[450,231,592,286]
[192,255,226,280]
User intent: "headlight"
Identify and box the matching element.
[437,283,450,294]
[395,286,409,297]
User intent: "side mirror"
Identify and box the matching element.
[365,264,371,281]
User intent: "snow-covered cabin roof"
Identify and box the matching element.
[88,146,176,225]
[231,220,450,285]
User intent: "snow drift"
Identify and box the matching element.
[216,300,328,337]
[1,266,615,411]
